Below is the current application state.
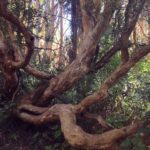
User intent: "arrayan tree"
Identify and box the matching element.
[0,0,150,149]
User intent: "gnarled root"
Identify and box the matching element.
[16,104,145,150]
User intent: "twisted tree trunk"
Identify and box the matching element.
[0,0,149,149]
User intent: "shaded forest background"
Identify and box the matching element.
[0,0,150,150]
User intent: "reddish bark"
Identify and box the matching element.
[0,0,149,149]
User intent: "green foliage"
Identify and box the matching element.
[22,73,39,91]
[121,134,145,150]
[29,124,76,150]
[106,114,128,128]
[0,107,10,122]
[136,59,150,74]
[45,145,53,150]
[0,100,16,123]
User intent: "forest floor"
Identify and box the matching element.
[0,120,35,150]
[0,117,75,150]
[0,117,43,150]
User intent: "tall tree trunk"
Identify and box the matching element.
[58,3,64,68]
[69,0,78,63]
[35,0,40,48]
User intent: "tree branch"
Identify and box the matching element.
[95,0,146,70]
[24,65,54,79]
[36,2,115,105]
[83,112,113,129]
[80,0,93,34]
[77,44,150,111]
[16,104,145,149]
[0,1,34,69]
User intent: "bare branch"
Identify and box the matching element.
[83,112,113,129]
[95,0,146,70]
[17,104,144,149]
[18,104,49,115]
[0,1,34,69]
[24,65,54,79]
[60,106,144,149]
[77,44,150,111]
[34,1,115,105]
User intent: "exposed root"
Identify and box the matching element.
[16,104,144,149]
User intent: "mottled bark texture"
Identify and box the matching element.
[0,0,149,149]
